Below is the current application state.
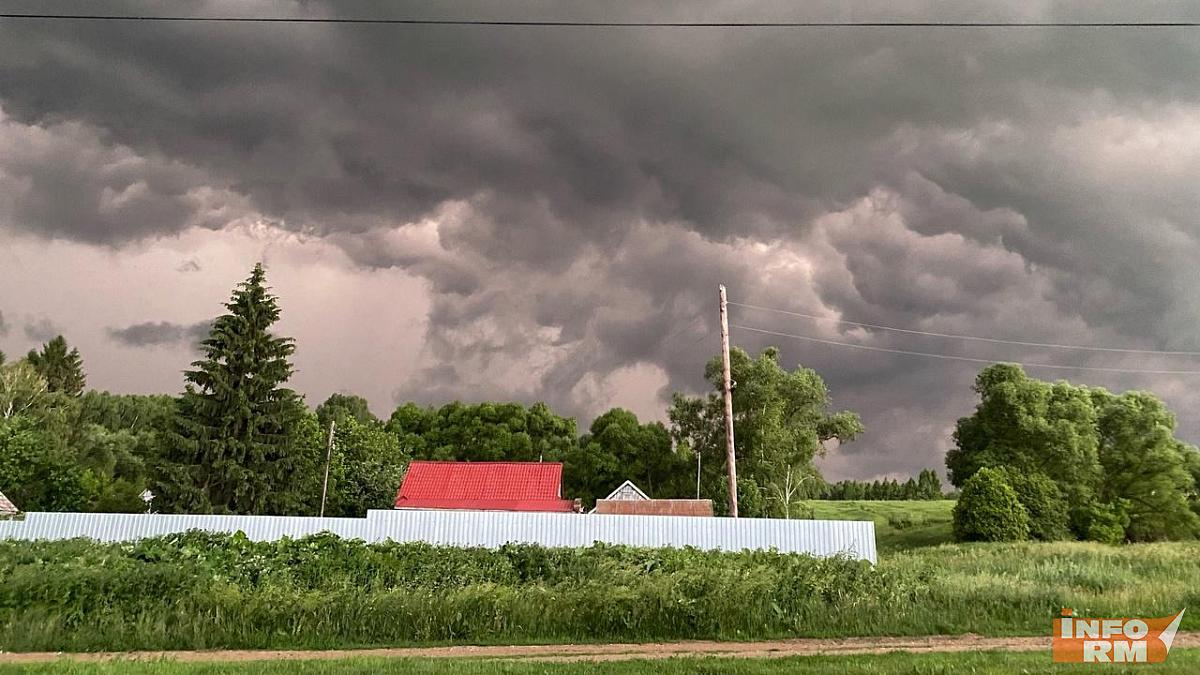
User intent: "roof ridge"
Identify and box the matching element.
[407,459,564,466]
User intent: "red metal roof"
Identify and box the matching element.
[394,461,576,512]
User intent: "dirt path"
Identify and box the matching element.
[4,632,1200,664]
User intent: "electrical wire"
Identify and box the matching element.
[731,324,1200,375]
[727,301,1200,356]
[2,14,1200,27]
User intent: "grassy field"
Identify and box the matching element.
[803,500,955,551]
[2,529,1199,651]
[4,651,1200,675]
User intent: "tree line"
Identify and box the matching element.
[0,264,880,518]
[7,263,1195,543]
[821,470,945,501]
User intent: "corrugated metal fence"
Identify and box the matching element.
[0,510,876,562]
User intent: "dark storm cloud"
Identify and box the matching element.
[23,317,60,343]
[5,1,1200,477]
[107,321,213,349]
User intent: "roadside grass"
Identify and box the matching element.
[802,500,955,551]
[2,530,1199,651]
[4,650,1200,675]
[880,541,1200,636]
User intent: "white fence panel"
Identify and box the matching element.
[0,509,876,562]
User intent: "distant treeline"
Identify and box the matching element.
[820,469,945,501]
[0,264,864,519]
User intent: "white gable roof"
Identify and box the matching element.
[603,480,649,501]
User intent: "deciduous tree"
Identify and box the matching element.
[669,346,862,516]
[563,408,690,507]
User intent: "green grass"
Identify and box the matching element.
[2,530,1199,652]
[5,650,1200,675]
[803,500,955,551]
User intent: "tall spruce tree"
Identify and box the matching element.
[26,335,86,396]
[160,263,314,514]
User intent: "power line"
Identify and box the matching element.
[727,301,1200,356]
[731,324,1200,375]
[2,14,1200,27]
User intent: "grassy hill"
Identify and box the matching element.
[802,500,955,552]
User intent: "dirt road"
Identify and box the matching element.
[4,632,1200,664]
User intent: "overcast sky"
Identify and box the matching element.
[3,1,1200,480]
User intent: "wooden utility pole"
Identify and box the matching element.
[718,284,738,518]
[319,420,335,518]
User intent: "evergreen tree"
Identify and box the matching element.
[26,336,86,396]
[158,263,316,515]
[917,469,943,500]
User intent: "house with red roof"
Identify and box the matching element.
[394,460,579,512]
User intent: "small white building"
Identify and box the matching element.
[592,480,714,517]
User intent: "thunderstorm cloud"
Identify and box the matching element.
[3,1,1200,478]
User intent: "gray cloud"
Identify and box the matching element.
[0,310,8,337]
[5,1,1200,478]
[23,317,60,343]
[176,258,202,273]
[107,320,213,349]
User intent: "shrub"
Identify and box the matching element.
[995,467,1070,541]
[952,468,1030,542]
[1078,500,1130,545]
[887,513,926,530]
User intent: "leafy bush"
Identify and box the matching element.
[995,467,1070,541]
[952,468,1030,542]
[886,514,926,530]
[1077,500,1130,545]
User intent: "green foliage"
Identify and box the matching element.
[1077,500,1130,545]
[1093,390,1200,541]
[993,467,1070,541]
[0,533,925,651]
[948,364,1200,543]
[59,392,177,513]
[317,393,379,429]
[25,335,86,397]
[4,534,1200,653]
[952,468,1029,542]
[386,400,578,463]
[948,365,1100,532]
[0,360,51,420]
[669,347,863,517]
[916,469,943,500]
[563,408,691,508]
[822,470,944,501]
[0,415,91,511]
[325,417,410,516]
[723,477,768,517]
[159,264,319,515]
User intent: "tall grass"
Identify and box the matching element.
[1,532,1197,651]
